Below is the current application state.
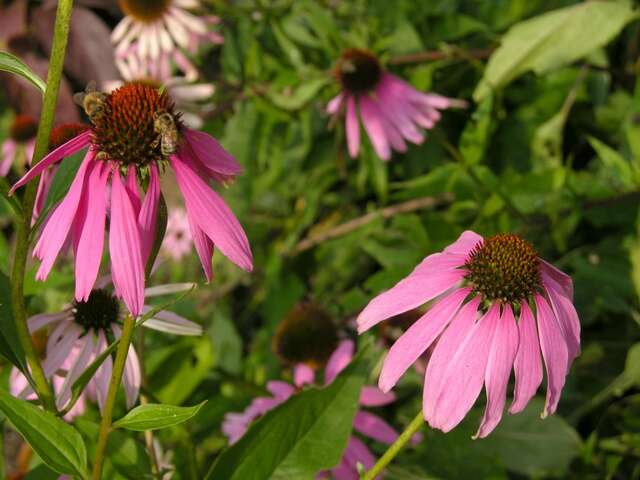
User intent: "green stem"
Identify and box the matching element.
[361,410,424,480]
[91,314,136,480]
[10,0,74,412]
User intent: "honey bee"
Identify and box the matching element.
[152,110,179,156]
[73,81,107,124]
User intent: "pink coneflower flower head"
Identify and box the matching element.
[112,0,223,82]
[161,207,193,261]
[1,114,38,176]
[357,231,581,438]
[11,82,252,316]
[11,281,202,413]
[327,49,466,162]
[222,340,402,479]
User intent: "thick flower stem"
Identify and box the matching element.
[92,314,136,480]
[9,0,74,413]
[361,410,424,480]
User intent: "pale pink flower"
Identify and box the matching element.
[327,49,466,161]
[358,231,581,438]
[1,114,37,176]
[112,0,223,82]
[11,281,202,413]
[162,207,193,261]
[11,83,252,316]
[222,340,403,479]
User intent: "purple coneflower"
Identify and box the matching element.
[112,0,223,82]
[327,49,465,161]
[222,340,403,479]
[11,83,252,316]
[11,281,202,413]
[1,115,37,176]
[358,231,581,438]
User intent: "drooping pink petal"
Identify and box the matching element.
[43,324,83,377]
[95,330,113,412]
[326,93,344,115]
[186,206,214,281]
[543,274,581,363]
[138,163,160,264]
[474,304,519,438]
[540,260,573,299]
[353,411,399,444]
[357,253,467,334]
[534,294,569,417]
[266,381,295,400]
[365,95,407,154]
[74,162,109,301]
[183,129,243,178]
[342,436,376,473]
[142,308,202,336]
[56,334,94,410]
[125,165,142,216]
[359,386,396,407]
[170,153,253,272]
[294,364,315,387]
[33,152,94,280]
[109,169,145,316]
[345,95,360,158]
[427,303,500,432]
[379,287,470,392]
[27,311,69,332]
[0,140,16,176]
[509,301,543,414]
[32,166,56,224]
[10,130,92,194]
[359,95,391,160]
[324,339,354,385]
[123,344,141,408]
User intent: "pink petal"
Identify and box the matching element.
[266,381,295,400]
[357,253,467,333]
[56,334,94,409]
[10,130,92,194]
[543,275,581,363]
[125,165,141,216]
[365,95,407,154]
[183,129,243,178]
[345,95,360,158]
[33,153,94,280]
[342,436,376,472]
[109,169,145,316]
[123,344,141,408]
[43,324,82,377]
[32,166,55,223]
[294,364,315,387]
[170,153,253,272]
[353,411,399,444]
[474,304,519,438]
[359,386,396,407]
[534,294,569,417]
[423,298,488,431]
[379,287,470,392]
[324,339,354,385]
[74,162,109,301]
[1,140,16,176]
[509,301,543,414]
[27,311,68,332]
[443,230,483,256]
[186,206,214,281]
[95,330,113,412]
[541,260,573,299]
[326,93,344,115]
[359,95,391,160]
[138,163,160,264]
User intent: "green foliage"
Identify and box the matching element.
[0,51,46,95]
[113,402,207,431]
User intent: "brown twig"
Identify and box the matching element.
[291,193,454,255]
[388,48,494,65]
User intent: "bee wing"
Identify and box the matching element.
[73,91,86,106]
[86,80,97,93]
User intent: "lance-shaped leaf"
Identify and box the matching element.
[0,388,87,477]
[113,401,207,431]
[0,50,46,94]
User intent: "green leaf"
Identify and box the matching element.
[0,388,87,477]
[588,136,637,190]
[112,401,207,431]
[459,94,493,166]
[205,344,371,480]
[0,271,27,372]
[266,77,330,111]
[474,1,637,100]
[0,51,46,94]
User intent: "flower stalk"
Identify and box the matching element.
[10,0,74,412]
[92,314,137,480]
[361,410,424,480]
